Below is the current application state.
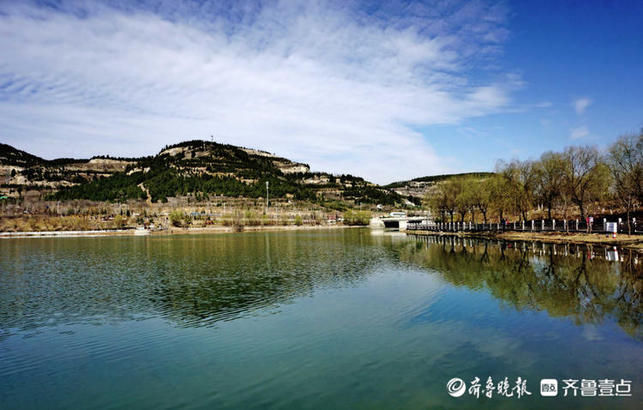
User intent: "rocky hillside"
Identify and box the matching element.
[0,140,402,206]
[1,143,134,193]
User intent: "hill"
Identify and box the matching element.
[0,140,402,206]
[0,143,46,167]
[385,172,494,199]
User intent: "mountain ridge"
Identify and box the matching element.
[0,140,405,206]
[2,140,499,207]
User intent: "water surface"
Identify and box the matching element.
[0,229,641,409]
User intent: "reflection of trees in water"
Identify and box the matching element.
[400,236,642,337]
[2,232,640,336]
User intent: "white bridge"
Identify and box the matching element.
[370,214,431,231]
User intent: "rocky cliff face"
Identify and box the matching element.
[0,144,135,198]
[158,143,311,175]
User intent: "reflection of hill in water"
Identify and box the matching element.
[0,231,392,334]
[2,231,641,338]
[151,233,390,327]
[400,236,643,338]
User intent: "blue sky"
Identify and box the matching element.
[0,0,641,183]
[440,0,643,173]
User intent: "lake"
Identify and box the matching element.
[0,229,641,409]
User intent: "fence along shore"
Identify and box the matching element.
[407,217,641,235]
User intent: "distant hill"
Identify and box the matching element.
[385,172,494,198]
[385,172,494,189]
[0,143,46,167]
[0,140,403,206]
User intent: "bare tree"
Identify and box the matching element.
[474,178,493,224]
[426,178,462,223]
[562,146,611,221]
[488,173,512,222]
[455,178,471,223]
[607,133,642,234]
[497,159,537,221]
[534,151,566,219]
[460,176,493,224]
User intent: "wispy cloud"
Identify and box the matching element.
[573,97,592,115]
[570,126,589,140]
[0,0,515,183]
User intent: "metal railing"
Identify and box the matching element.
[407,218,642,235]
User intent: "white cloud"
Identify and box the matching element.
[570,126,589,140]
[0,0,514,183]
[574,97,592,115]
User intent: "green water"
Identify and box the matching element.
[0,229,641,409]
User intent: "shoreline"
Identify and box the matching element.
[4,226,641,251]
[407,229,643,251]
[0,224,357,238]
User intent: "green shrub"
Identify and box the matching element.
[322,200,347,211]
[170,210,186,227]
[245,210,261,226]
[343,210,372,225]
[294,215,303,226]
[113,214,126,229]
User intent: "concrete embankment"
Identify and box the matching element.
[0,224,357,238]
[407,229,643,251]
[0,229,138,238]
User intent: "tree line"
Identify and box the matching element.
[426,133,642,233]
[51,168,316,203]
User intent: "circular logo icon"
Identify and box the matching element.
[447,378,466,397]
